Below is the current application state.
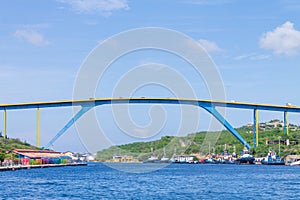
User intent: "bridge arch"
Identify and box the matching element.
[45,98,251,149]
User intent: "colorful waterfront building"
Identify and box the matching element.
[13,149,72,165]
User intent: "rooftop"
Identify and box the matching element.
[13,149,66,158]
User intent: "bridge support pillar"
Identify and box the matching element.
[284,111,289,135]
[44,106,93,149]
[253,109,259,148]
[201,104,251,149]
[36,108,40,148]
[3,109,7,138]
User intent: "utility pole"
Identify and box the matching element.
[278,136,281,156]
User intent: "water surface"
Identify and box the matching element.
[1,163,299,199]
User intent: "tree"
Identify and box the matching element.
[0,151,5,162]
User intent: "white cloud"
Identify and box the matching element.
[250,54,270,60]
[259,21,300,56]
[14,30,49,46]
[57,0,129,15]
[233,53,270,61]
[198,39,223,53]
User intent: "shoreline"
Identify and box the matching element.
[0,163,87,172]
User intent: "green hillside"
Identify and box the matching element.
[96,121,300,161]
[0,136,39,162]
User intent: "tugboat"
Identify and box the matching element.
[261,150,285,165]
[220,148,235,164]
[204,153,216,164]
[204,143,216,164]
[235,147,255,165]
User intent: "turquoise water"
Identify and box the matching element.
[1,163,299,199]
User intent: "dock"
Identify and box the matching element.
[0,163,87,172]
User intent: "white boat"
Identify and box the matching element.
[143,154,159,163]
[160,147,169,162]
[143,147,160,163]
[290,159,300,166]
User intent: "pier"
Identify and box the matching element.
[0,163,87,172]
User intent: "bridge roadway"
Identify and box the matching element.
[1,98,300,112]
[1,98,299,149]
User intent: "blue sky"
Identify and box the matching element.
[1,0,300,152]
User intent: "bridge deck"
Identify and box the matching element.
[0,98,299,112]
[1,98,298,150]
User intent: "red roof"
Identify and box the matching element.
[13,149,65,158]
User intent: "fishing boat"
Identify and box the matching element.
[261,150,285,165]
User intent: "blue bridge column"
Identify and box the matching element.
[201,104,251,149]
[44,106,93,149]
[253,109,259,148]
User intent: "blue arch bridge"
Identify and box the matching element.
[0,98,299,150]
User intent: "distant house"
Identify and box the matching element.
[257,119,293,131]
[64,151,77,160]
[266,139,298,145]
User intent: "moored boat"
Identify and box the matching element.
[219,149,236,164]
[143,147,161,163]
[285,155,300,166]
[170,155,198,164]
[234,147,255,165]
[143,154,160,163]
[261,150,285,165]
[290,159,300,166]
[159,156,170,163]
[204,158,216,164]
[235,154,255,164]
[159,147,170,163]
